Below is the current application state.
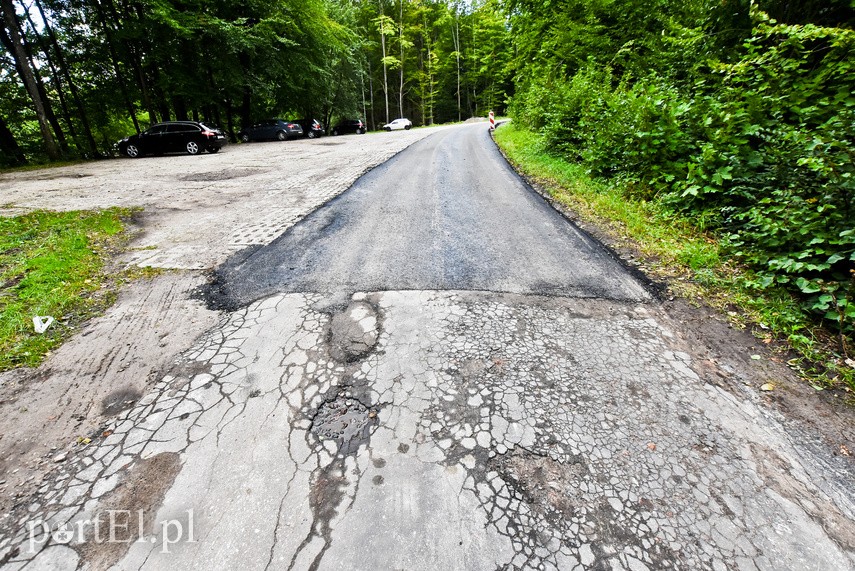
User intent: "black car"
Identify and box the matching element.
[295,118,325,138]
[118,121,226,158]
[238,119,303,142]
[331,119,365,135]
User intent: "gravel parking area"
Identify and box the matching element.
[0,127,448,270]
[0,127,448,521]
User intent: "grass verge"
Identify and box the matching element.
[494,123,854,395]
[0,208,146,370]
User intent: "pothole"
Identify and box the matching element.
[489,447,588,525]
[101,388,143,416]
[310,394,379,455]
[326,301,380,363]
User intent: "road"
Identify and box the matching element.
[206,126,648,308]
[2,123,854,570]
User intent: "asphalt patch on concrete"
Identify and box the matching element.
[101,388,142,416]
[198,125,653,311]
[310,394,379,456]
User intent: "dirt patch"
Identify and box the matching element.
[750,442,855,553]
[101,388,143,416]
[0,273,220,524]
[78,452,182,571]
[177,168,266,182]
[659,297,855,461]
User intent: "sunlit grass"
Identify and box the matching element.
[0,208,135,370]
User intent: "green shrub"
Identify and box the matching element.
[509,5,854,346]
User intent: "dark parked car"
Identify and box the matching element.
[295,119,325,138]
[118,121,226,158]
[238,119,303,142]
[331,119,365,135]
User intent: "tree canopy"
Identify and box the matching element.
[0,0,514,164]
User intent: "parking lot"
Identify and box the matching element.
[0,127,448,270]
[0,127,448,524]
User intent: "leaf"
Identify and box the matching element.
[796,277,821,294]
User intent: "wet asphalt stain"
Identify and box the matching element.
[310,394,379,456]
[101,388,143,416]
[177,168,267,182]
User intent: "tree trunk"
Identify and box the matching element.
[0,0,61,159]
[24,7,79,152]
[34,0,99,157]
[398,0,404,119]
[452,14,461,122]
[427,32,434,125]
[360,67,367,128]
[173,96,188,121]
[378,1,389,125]
[368,59,375,130]
[16,11,67,152]
[239,53,252,127]
[91,0,139,132]
[104,0,158,126]
[0,113,26,165]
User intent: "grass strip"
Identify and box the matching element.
[0,208,138,370]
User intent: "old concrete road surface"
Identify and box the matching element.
[5,123,854,571]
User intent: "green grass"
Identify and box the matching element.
[494,123,854,394]
[0,208,136,370]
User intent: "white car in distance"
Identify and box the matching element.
[383,118,413,131]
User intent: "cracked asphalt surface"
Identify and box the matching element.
[1,123,854,570]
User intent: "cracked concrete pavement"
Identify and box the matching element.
[0,126,448,540]
[1,123,854,570]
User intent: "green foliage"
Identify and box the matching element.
[507,1,855,362]
[1,0,513,162]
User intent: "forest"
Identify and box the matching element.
[1,0,853,362]
[0,0,512,164]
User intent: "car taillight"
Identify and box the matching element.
[287,124,295,128]
[201,130,215,137]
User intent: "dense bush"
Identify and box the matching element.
[509,4,854,343]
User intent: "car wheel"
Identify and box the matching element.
[240,133,250,143]
[357,128,365,134]
[404,125,411,130]
[125,144,141,158]
[186,141,201,155]
[207,147,220,154]
[384,127,391,132]
[307,131,316,139]
[276,131,287,141]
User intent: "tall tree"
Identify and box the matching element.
[0,0,61,159]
